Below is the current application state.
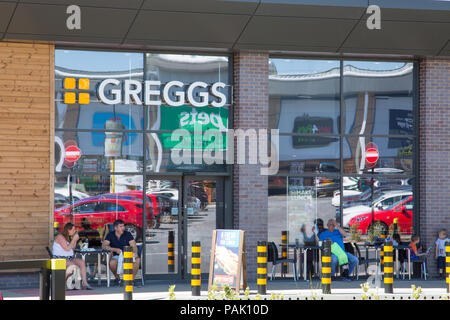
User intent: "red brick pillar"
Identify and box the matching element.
[419,57,450,277]
[232,51,269,281]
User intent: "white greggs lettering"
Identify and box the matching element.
[98,79,227,107]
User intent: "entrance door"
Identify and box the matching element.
[143,176,224,279]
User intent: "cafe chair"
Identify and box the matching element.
[352,243,379,280]
[267,242,297,281]
[410,249,430,280]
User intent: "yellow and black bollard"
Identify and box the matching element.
[383,240,394,294]
[191,241,201,296]
[321,239,332,294]
[281,231,288,276]
[168,231,175,273]
[446,241,450,293]
[123,246,134,300]
[257,241,267,295]
[380,246,384,274]
[53,222,60,236]
[48,258,66,300]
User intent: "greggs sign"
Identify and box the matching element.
[64,77,228,108]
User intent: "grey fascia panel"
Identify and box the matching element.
[238,16,358,48]
[7,4,137,38]
[142,0,259,14]
[4,33,124,44]
[369,0,450,11]
[341,19,450,54]
[126,10,249,43]
[0,2,16,32]
[18,0,144,9]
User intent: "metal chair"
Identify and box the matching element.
[136,243,145,286]
[267,242,297,281]
[353,243,379,279]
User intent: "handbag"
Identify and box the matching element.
[331,242,348,266]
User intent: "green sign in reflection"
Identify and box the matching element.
[158,105,228,150]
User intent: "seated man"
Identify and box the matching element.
[316,219,358,281]
[102,219,141,286]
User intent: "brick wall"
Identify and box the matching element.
[0,41,54,263]
[419,57,450,276]
[232,51,269,281]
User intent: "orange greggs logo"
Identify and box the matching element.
[63,77,90,104]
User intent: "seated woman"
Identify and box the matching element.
[52,222,93,290]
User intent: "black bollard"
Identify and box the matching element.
[123,246,134,300]
[191,241,201,296]
[168,231,175,273]
[49,258,66,300]
[383,241,394,294]
[257,241,268,295]
[322,239,332,294]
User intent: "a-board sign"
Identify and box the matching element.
[208,229,247,292]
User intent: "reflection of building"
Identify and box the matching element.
[269,63,414,175]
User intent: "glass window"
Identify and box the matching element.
[278,135,340,174]
[268,176,340,246]
[144,53,230,173]
[343,61,414,135]
[55,50,144,130]
[269,58,416,241]
[269,59,340,134]
[55,131,143,173]
[343,136,413,174]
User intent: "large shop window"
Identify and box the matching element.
[268,58,415,245]
[54,50,230,248]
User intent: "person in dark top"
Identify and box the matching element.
[102,219,140,286]
[314,218,326,235]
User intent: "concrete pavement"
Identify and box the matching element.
[2,277,449,300]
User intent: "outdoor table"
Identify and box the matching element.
[75,248,111,287]
[279,243,321,281]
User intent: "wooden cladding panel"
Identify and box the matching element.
[0,41,54,262]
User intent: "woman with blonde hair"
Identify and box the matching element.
[52,222,93,290]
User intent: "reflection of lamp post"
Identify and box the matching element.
[104,107,124,158]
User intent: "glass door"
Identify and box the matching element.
[144,177,182,278]
[184,177,224,277]
[143,176,224,279]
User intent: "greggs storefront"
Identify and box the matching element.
[0,1,449,288]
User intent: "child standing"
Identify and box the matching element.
[435,229,449,279]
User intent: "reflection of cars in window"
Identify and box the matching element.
[104,191,161,229]
[347,196,413,235]
[314,162,339,197]
[54,195,153,242]
[342,190,412,227]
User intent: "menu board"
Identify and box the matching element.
[287,176,316,244]
[208,230,246,292]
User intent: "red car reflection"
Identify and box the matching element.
[54,194,153,242]
[106,191,161,229]
[347,196,413,235]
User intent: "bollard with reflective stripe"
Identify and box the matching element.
[48,258,66,300]
[446,241,450,293]
[257,241,267,295]
[322,239,332,294]
[281,231,288,276]
[191,241,201,296]
[168,231,175,273]
[123,246,134,300]
[383,241,394,294]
